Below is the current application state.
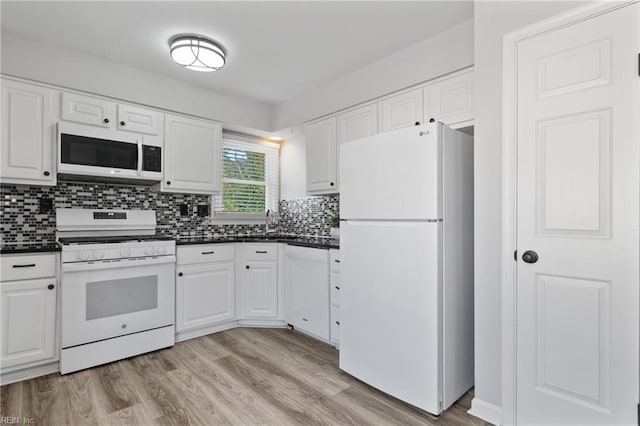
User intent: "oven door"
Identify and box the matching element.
[61,256,175,348]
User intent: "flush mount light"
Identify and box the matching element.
[169,35,226,72]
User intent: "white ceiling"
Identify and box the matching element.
[1,1,473,105]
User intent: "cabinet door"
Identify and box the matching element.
[61,92,114,128]
[1,80,56,185]
[1,278,56,369]
[163,114,222,194]
[284,246,330,340]
[337,103,378,144]
[176,262,235,332]
[117,104,161,135]
[423,70,474,127]
[306,117,337,194]
[242,262,278,319]
[378,88,423,132]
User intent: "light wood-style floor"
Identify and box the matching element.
[1,328,487,425]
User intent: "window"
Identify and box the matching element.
[213,138,279,217]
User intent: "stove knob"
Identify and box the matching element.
[92,250,104,259]
[120,248,131,258]
[77,251,90,261]
[155,246,166,255]
[145,247,154,256]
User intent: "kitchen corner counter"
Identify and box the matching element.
[174,234,339,250]
[1,243,62,254]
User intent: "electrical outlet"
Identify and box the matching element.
[197,205,210,217]
[179,204,189,216]
[39,198,53,214]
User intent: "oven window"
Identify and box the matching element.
[61,133,138,170]
[86,275,158,320]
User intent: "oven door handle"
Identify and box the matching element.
[62,255,176,273]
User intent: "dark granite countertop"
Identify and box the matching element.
[175,234,339,250]
[1,243,62,254]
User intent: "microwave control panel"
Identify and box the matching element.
[142,145,162,172]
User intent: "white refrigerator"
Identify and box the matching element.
[338,122,474,415]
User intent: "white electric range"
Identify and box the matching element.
[56,208,176,374]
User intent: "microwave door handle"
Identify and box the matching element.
[137,139,143,176]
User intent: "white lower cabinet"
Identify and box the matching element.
[176,262,235,332]
[176,244,236,333]
[0,253,58,374]
[240,244,279,319]
[284,245,330,340]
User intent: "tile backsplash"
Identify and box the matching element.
[0,182,339,246]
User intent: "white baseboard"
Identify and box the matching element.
[0,361,59,386]
[175,319,288,343]
[468,397,501,425]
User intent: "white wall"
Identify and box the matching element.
[272,19,474,130]
[472,1,589,421]
[1,33,273,131]
[279,128,307,200]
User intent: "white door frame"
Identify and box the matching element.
[501,1,639,424]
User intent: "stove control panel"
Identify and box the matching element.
[62,240,176,263]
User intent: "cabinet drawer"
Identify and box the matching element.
[330,250,340,272]
[330,272,340,308]
[244,244,278,261]
[330,306,340,343]
[177,244,235,265]
[0,254,56,281]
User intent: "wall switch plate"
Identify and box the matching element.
[179,204,189,216]
[197,205,210,217]
[39,198,53,214]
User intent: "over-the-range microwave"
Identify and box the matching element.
[57,122,162,184]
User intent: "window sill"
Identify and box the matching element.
[211,212,270,225]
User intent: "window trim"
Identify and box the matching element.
[211,136,279,225]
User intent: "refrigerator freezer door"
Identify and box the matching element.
[339,220,442,414]
[340,124,442,220]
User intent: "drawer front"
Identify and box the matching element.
[244,244,278,261]
[330,271,340,307]
[330,306,340,343]
[1,254,56,281]
[177,244,235,265]
[330,249,340,272]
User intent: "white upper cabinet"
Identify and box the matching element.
[306,116,338,194]
[61,92,114,128]
[61,92,161,135]
[337,103,378,144]
[1,79,56,186]
[116,104,161,135]
[423,69,474,128]
[161,114,222,194]
[378,88,424,132]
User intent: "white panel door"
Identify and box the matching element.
[378,88,423,132]
[116,104,161,135]
[339,221,441,414]
[242,262,278,319]
[61,92,114,128]
[340,123,441,220]
[424,70,474,127]
[1,278,57,369]
[176,262,235,332]
[1,80,56,185]
[306,116,337,193]
[515,4,639,424]
[163,114,222,194]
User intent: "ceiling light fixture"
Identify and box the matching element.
[169,35,226,72]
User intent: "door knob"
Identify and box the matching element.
[522,250,539,264]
